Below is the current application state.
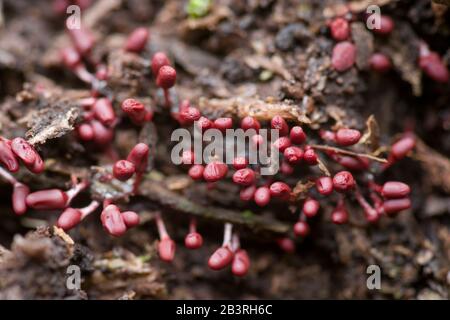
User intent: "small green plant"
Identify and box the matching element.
[186,0,212,19]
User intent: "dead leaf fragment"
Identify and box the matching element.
[26,104,79,145]
[292,181,315,200]
[359,115,380,150]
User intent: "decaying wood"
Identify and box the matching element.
[197,97,311,123]
[26,105,79,145]
[40,163,291,236]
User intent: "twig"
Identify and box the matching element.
[139,177,290,236]
[310,144,388,163]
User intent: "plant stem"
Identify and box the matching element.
[155,212,169,239]
[0,166,17,185]
[80,200,100,219]
[310,144,387,163]
[222,223,233,248]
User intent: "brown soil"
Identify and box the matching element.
[0,0,449,300]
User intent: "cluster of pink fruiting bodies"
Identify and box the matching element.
[174,105,415,246]
[4,3,445,276]
[328,10,449,82]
